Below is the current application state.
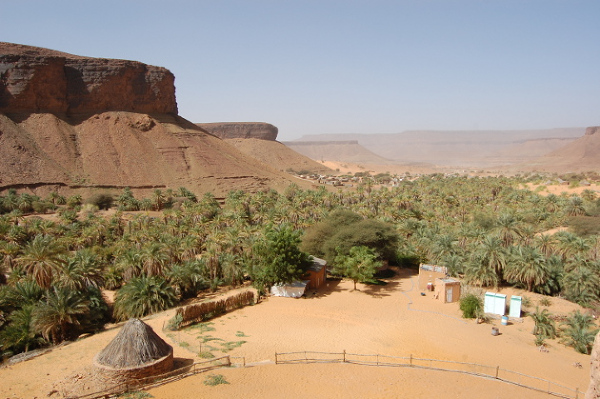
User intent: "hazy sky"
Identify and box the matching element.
[2,0,599,141]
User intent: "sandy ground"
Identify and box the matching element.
[0,269,593,399]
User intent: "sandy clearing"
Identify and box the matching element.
[0,269,593,399]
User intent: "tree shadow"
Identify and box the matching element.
[360,280,401,298]
[304,278,344,299]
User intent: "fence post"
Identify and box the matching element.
[575,387,579,399]
[275,352,278,364]
[376,354,379,366]
[243,357,246,368]
[495,365,499,379]
[409,354,412,367]
[343,350,346,363]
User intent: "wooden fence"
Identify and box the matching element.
[274,351,585,399]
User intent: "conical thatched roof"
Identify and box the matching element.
[95,318,172,369]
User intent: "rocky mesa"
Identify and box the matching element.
[0,42,302,197]
[196,122,278,141]
[0,42,177,115]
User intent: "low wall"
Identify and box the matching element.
[92,350,173,383]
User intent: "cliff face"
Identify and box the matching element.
[586,332,600,399]
[196,122,278,141]
[0,42,177,114]
[0,43,305,197]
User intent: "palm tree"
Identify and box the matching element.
[562,263,600,306]
[113,275,176,321]
[16,235,66,289]
[32,287,89,344]
[560,311,599,354]
[0,305,46,355]
[56,249,104,291]
[505,245,548,292]
[530,306,556,339]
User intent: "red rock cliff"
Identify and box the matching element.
[0,42,177,114]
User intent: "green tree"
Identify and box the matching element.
[560,311,598,354]
[113,276,176,321]
[250,225,312,290]
[530,307,556,339]
[0,305,45,355]
[32,287,90,344]
[16,235,66,289]
[333,246,382,290]
[505,246,548,292]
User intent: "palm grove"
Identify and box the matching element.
[1,174,599,357]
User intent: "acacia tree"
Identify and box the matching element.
[250,224,312,292]
[333,246,382,290]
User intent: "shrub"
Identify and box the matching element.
[204,374,229,386]
[86,193,113,210]
[459,294,483,319]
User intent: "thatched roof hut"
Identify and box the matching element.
[94,318,173,381]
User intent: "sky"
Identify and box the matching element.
[1,0,599,141]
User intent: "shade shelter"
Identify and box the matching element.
[94,318,173,382]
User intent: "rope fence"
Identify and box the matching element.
[275,351,584,399]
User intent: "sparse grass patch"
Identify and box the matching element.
[235,331,247,337]
[539,297,552,307]
[204,374,229,386]
[220,340,246,352]
[199,351,216,359]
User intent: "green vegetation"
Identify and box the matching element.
[2,175,600,358]
[332,246,382,290]
[459,293,483,319]
[203,373,229,386]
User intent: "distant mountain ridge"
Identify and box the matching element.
[294,128,585,167]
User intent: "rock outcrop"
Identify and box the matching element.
[586,332,600,399]
[196,122,278,141]
[585,126,600,136]
[0,42,177,114]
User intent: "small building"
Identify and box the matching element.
[434,278,461,303]
[305,257,327,289]
[94,318,173,382]
[418,264,448,291]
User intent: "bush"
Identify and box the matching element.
[86,193,113,210]
[459,294,483,319]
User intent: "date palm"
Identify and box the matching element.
[113,275,176,321]
[32,287,89,344]
[16,235,66,289]
[505,245,548,292]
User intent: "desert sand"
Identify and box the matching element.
[0,269,592,399]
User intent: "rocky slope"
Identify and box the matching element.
[519,126,600,173]
[0,43,301,197]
